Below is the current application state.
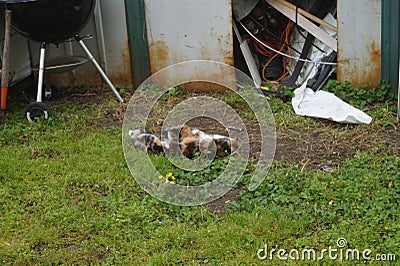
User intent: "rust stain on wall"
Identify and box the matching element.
[367,40,382,76]
[108,41,133,87]
[223,33,234,65]
[217,33,234,66]
[148,40,169,74]
[183,81,228,92]
[150,60,236,92]
[338,40,381,86]
[337,0,382,87]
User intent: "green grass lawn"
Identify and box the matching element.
[0,86,399,265]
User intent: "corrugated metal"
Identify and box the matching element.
[381,0,399,93]
[144,0,234,83]
[337,0,382,85]
[125,0,151,88]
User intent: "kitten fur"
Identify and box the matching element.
[128,125,239,158]
[211,134,239,157]
[179,136,200,159]
[183,127,238,159]
[161,124,193,154]
[128,129,164,153]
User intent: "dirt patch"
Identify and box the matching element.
[276,121,399,169]
[55,85,397,171]
[26,85,399,213]
[206,187,242,215]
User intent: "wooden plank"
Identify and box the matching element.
[1,9,12,124]
[233,20,262,88]
[273,0,337,32]
[266,0,337,51]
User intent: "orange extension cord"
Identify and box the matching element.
[253,21,294,83]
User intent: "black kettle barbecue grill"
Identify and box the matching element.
[1,0,123,122]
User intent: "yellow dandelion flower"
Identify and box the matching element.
[158,175,164,179]
[167,172,173,177]
[165,180,170,184]
[169,181,175,185]
[171,176,176,181]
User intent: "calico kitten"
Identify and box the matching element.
[211,134,239,157]
[179,135,200,159]
[178,128,216,160]
[128,125,239,158]
[183,127,239,159]
[128,129,164,153]
[180,124,194,139]
[161,124,193,154]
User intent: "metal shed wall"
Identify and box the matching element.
[3,0,399,94]
[337,0,382,85]
[143,0,234,86]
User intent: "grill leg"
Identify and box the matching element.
[25,42,51,122]
[75,35,124,103]
[36,42,46,103]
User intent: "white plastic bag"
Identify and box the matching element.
[292,83,373,124]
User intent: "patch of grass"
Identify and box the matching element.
[323,79,397,109]
[1,85,399,264]
[231,152,400,264]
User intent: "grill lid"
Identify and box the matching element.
[3,0,95,44]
